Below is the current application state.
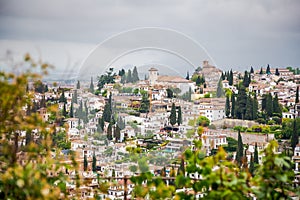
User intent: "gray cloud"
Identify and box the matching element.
[0,0,299,74]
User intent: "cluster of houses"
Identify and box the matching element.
[29,62,300,199]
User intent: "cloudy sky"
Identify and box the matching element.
[0,0,299,79]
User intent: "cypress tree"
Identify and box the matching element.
[254,143,259,164]
[275,68,280,76]
[228,70,233,86]
[249,154,255,176]
[132,66,139,83]
[107,123,113,140]
[236,130,244,166]
[98,117,105,132]
[225,95,230,117]
[266,64,271,74]
[261,94,267,111]
[266,93,273,117]
[72,89,78,104]
[70,102,74,118]
[177,106,182,126]
[90,77,94,93]
[186,71,189,80]
[77,80,80,89]
[84,154,88,171]
[92,152,96,172]
[127,69,132,83]
[250,66,254,74]
[235,85,247,119]
[216,77,225,98]
[273,94,282,116]
[244,95,253,120]
[115,125,121,142]
[259,67,264,75]
[170,103,177,126]
[231,94,235,118]
[140,93,150,113]
[253,94,258,120]
[62,103,67,117]
[59,90,67,103]
[296,86,299,103]
[196,76,201,86]
[291,119,299,153]
[103,103,111,122]
[243,71,250,87]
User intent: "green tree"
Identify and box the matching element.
[97,68,115,91]
[225,95,231,117]
[132,66,139,83]
[266,93,273,117]
[273,93,282,116]
[216,76,225,98]
[231,94,236,118]
[275,68,280,76]
[84,154,88,171]
[107,123,113,140]
[296,86,299,103]
[89,76,94,93]
[236,130,243,166]
[127,69,132,83]
[196,116,210,127]
[70,102,74,118]
[259,67,264,74]
[291,119,299,153]
[59,89,67,103]
[235,85,247,119]
[196,76,201,86]
[186,71,189,80]
[244,95,253,120]
[77,80,80,89]
[170,103,177,126]
[115,125,121,142]
[139,93,150,113]
[253,94,258,120]
[72,89,78,104]
[103,103,111,122]
[228,69,233,86]
[243,71,250,87]
[166,88,173,98]
[250,66,254,74]
[254,142,259,164]
[249,154,255,176]
[92,152,97,172]
[177,106,182,126]
[266,64,271,74]
[62,103,67,117]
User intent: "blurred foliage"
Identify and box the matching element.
[0,54,77,199]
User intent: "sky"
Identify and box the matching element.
[0,0,299,79]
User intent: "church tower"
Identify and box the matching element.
[148,68,158,85]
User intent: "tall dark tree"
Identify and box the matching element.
[275,68,280,76]
[273,94,282,116]
[186,71,189,80]
[118,69,125,76]
[76,80,80,89]
[98,117,105,132]
[97,68,115,90]
[107,123,113,140]
[235,85,247,119]
[166,88,173,98]
[228,70,233,86]
[231,94,236,118]
[252,94,258,120]
[236,130,244,166]
[266,64,271,74]
[115,125,121,142]
[72,89,78,104]
[170,103,177,126]
[266,93,273,117]
[139,93,150,113]
[243,71,250,87]
[261,94,267,111]
[250,66,254,74]
[126,69,132,83]
[259,67,264,75]
[103,103,111,122]
[92,152,96,172]
[296,86,299,103]
[177,106,182,126]
[225,95,230,117]
[291,119,299,153]
[254,143,259,165]
[216,77,225,98]
[62,103,67,117]
[90,77,94,93]
[132,66,139,83]
[25,130,32,146]
[83,154,88,171]
[59,90,67,103]
[70,102,74,118]
[177,157,185,175]
[196,76,201,86]
[245,95,253,120]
